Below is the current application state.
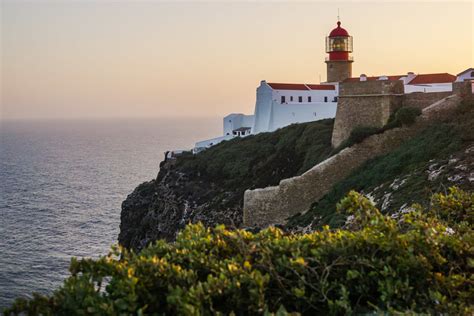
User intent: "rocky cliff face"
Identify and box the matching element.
[119,103,473,251]
[119,159,243,251]
[119,120,335,251]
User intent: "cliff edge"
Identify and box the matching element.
[119,119,335,250]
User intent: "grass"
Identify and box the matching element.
[287,116,472,229]
[176,119,335,196]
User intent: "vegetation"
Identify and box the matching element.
[178,119,334,190]
[344,126,381,146]
[389,106,422,127]
[172,119,334,209]
[288,106,473,229]
[5,188,473,315]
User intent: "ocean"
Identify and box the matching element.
[0,117,220,309]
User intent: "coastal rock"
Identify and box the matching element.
[119,159,242,251]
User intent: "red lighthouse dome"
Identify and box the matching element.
[326,21,353,61]
[329,21,349,37]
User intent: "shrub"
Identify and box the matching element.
[5,188,473,315]
[456,99,474,115]
[394,106,422,126]
[344,125,381,147]
[385,106,422,130]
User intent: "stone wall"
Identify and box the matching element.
[325,60,352,83]
[331,80,404,147]
[243,95,462,228]
[453,81,474,101]
[403,91,452,110]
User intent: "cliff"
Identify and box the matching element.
[119,99,473,251]
[119,119,335,250]
[287,99,474,230]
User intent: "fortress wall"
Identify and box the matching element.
[403,91,452,110]
[243,95,462,228]
[453,81,474,101]
[331,80,404,147]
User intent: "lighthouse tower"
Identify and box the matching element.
[325,21,353,82]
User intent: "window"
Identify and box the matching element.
[281,96,286,104]
[471,71,474,78]
[308,96,312,102]
[313,112,317,117]
[290,96,294,101]
[333,96,338,102]
[298,96,302,103]
[324,96,328,102]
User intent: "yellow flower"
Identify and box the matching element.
[243,261,252,269]
[292,257,306,266]
[227,263,239,272]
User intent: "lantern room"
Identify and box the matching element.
[326,21,353,61]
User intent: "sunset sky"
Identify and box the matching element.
[1,1,473,121]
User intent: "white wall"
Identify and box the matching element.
[404,83,453,93]
[194,135,233,153]
[252,81,274,134]
[223,113,255,136]
[456,69,474,82]
[252,81,337,133]
[268,101,337,132]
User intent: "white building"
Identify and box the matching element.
[345,72,457,93]
[252,81,338,133]
[456,68,474,93]
[190,19,472,153]
[403,73,457,93]
[193,68,474,153]
[456,68,474,82]
[193,81,338,153]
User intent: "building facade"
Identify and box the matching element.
[192,20,472,153]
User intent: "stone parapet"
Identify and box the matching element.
[243,95,462,228]
[453,81,474,101]
[331,80,404,147]
[403,91,452,110]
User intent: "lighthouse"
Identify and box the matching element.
[325,21,353,82]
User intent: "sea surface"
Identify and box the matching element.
[0,118,220,309]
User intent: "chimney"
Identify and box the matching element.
[405,72,416,84]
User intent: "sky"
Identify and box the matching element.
[1,1,473,121]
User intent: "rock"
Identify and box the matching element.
[118,159,242,251]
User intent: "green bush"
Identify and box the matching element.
[339,125,382,149]
[384,106,422,130]
[393,106,422,126]
[5,188,473,315]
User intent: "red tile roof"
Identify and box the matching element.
[306,84,336,90]
[343,75,404,83]
[267,83,309,90]
[267,83,336,91]
[407,73,456,85]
